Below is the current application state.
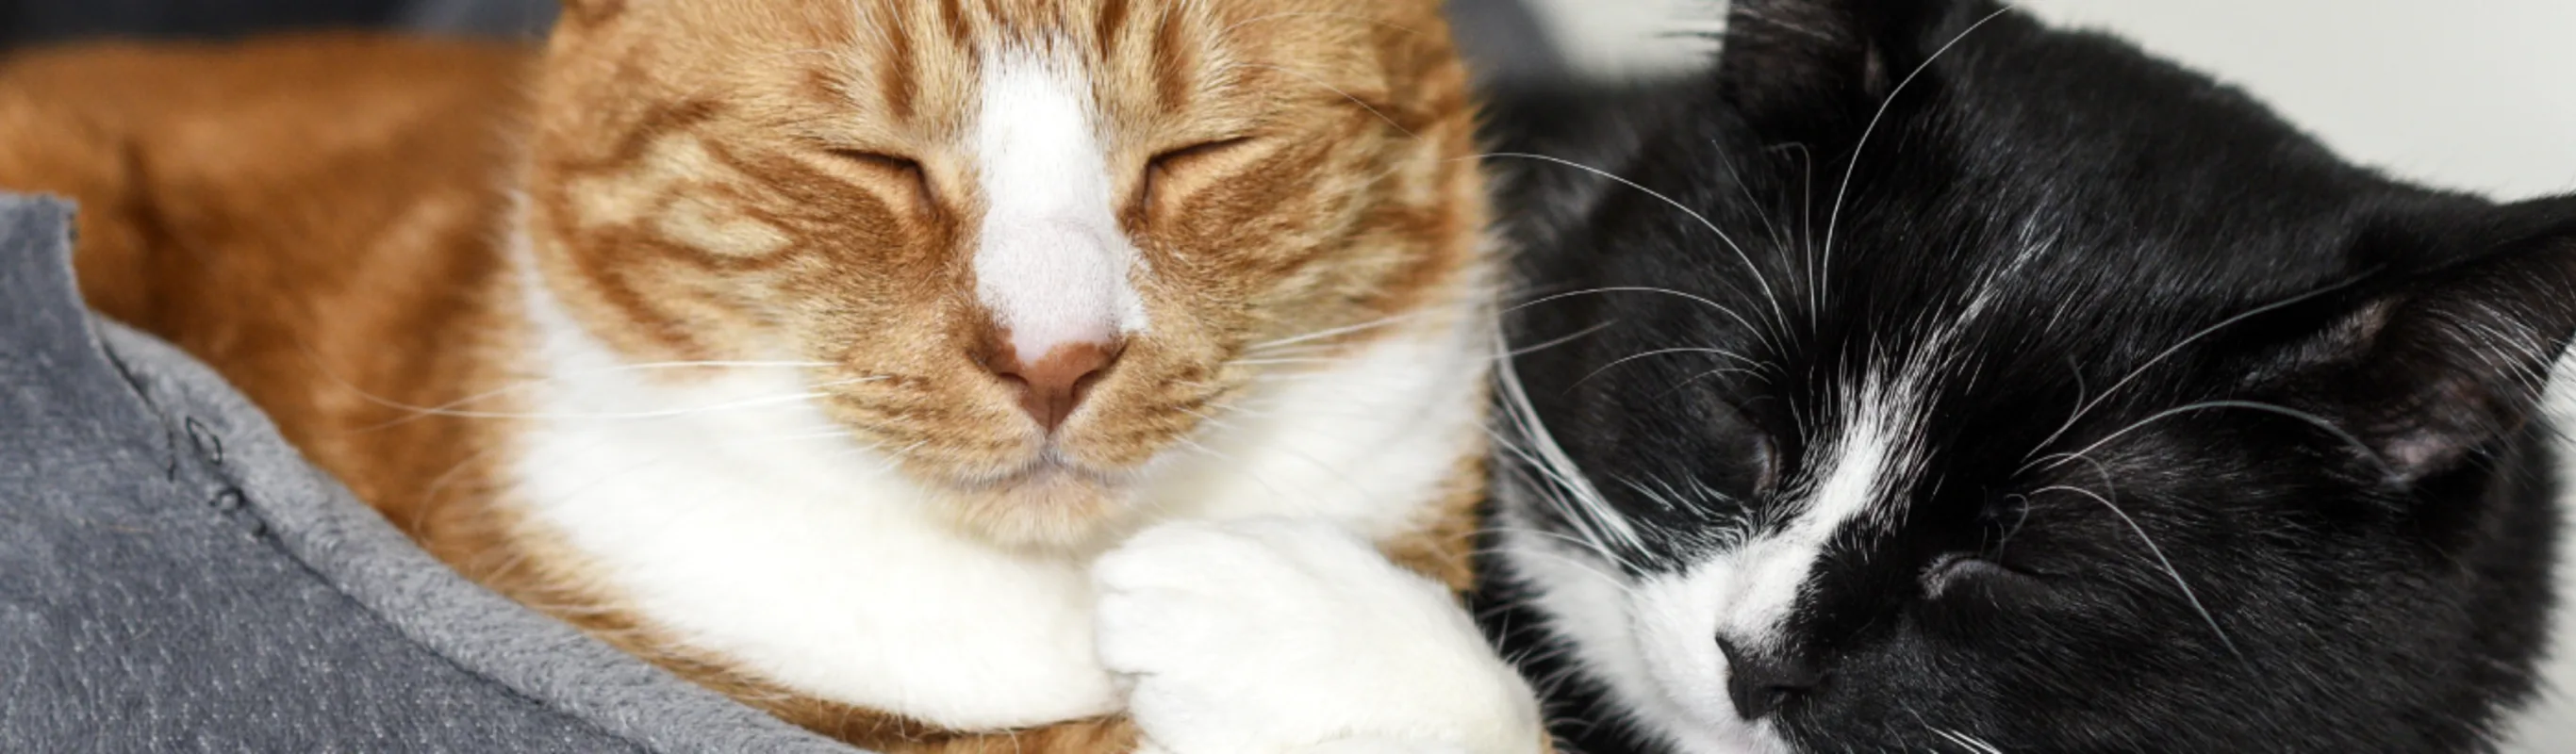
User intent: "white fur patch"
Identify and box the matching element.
[1496,505,1796,754]
[1714,378,1907,651]
[510,257,1118,729]
[505,235,1499,730]
[1094,518,1544,753]
[1498,362,1929,753]
[1133,300,1498,542]
[972,50,1149,361]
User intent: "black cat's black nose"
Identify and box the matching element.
[1718,635,1820,720]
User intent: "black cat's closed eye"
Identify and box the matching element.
[1922,552,2039,598]
[1703,399,1780,500]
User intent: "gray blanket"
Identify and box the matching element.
[0,195,861,753]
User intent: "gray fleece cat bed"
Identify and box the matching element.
[0,194,867,752]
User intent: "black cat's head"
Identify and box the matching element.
[1489,0,2576,751]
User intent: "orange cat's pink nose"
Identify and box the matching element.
[987,339,1123,434]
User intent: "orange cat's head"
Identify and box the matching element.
[517,0,1488,546]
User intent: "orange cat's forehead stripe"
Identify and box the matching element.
[1149,9,1193,113]
[875,4,919,123]
[937,0,972,50]
[1095,0,1131,59]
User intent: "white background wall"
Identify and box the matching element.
[1523,0,2576,199]
[1519,0,2576,749]
[2013,0,2576,200]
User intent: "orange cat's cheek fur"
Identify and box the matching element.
[3,0,1502,748]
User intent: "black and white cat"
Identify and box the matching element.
[1475,0,2576,751]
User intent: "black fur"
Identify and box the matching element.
[1477,1,2576,751]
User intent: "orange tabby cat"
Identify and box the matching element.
[0,1,1546,751]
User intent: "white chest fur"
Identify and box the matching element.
[504,274,1494,729]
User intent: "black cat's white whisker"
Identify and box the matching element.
[1505,285,1778,353]
[2030,484,2242,660]
[2024,276,2370,463]
[1480,152,1792,337]
[1486,539,1643,599]
[1817,7,2012,320]
[1933,729,2006,754]
[1575,346,1759,389]
[1706,138,1791,276]
[1487,524,1635,573]
[1495,355,1645,555]
[2038,400,2391,480]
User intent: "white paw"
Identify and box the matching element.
[1092,518,1546,754]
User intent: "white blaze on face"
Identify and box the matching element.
[1715,385,1899,648]
[972,50,1151,361]
[1625,373,1921,744]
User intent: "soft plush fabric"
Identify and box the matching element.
[0,195,862,753]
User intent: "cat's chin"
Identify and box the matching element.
[933,463,1138,551]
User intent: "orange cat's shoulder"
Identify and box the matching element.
[0,33,531,116]
[0,34,538,531]
[0,33,537,328]
[0,34,534,171]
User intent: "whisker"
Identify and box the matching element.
[1489,523,1634,573]
[1235,63,1417,139]
[1818,7,2012,316]
[1493,352,1645,559]
[1494,448,1629,563]
[2025,273,2374,460]
[1175,406,1242,434]
[1226,356,1352,368]
[1934,728,2007,754]
[2033,400,2388,479]
[1574,346,1757,389]
[342,377,878,422]
[1478,152,1790,341]
[1507,321,1618,360]
[1247,310,1440,352]
[2033,479,2244,660]
[1503,285,1776,353]
[1705,135,1796,309]
[346,360,839,432]
[1480,535,1642,598]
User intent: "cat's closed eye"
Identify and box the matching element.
[1920,552,2042,600]
[1141,137,1252,209]
[1699,398,1779,500]
[824,148,936,214]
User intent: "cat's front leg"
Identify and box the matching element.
[1091,518,1548,754]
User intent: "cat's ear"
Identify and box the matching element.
[2285,195,2576,484]
[1716,0,2005,130]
